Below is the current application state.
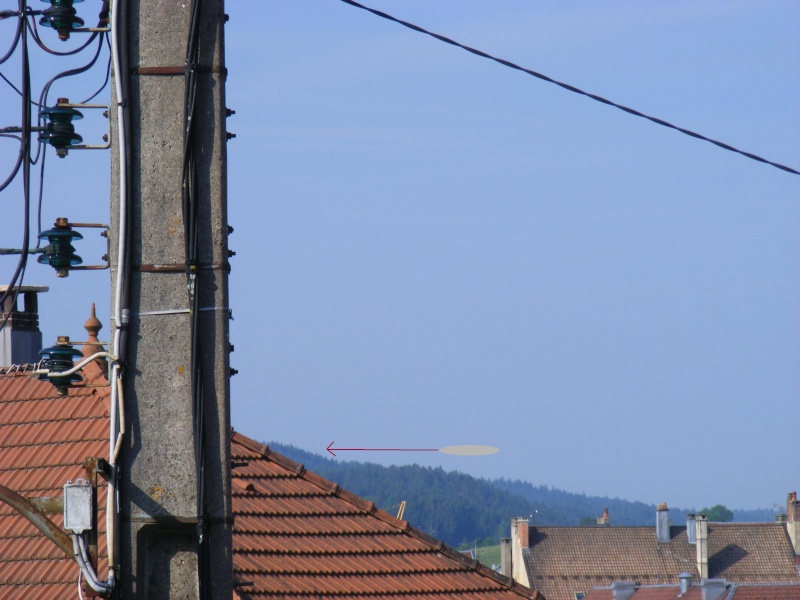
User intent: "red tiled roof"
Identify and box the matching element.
[583,587,704,600]
[0,362,109,599]
[230,432,536,599]
[583,582,800,600]
[523,524,800,600]
[729,582,800,599]
[1,361,537,598]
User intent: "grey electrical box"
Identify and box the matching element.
[63,479,93,533]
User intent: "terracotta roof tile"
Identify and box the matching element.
[730,582,800,599]
[523,523,800,600]
[584,582,800,600]
[0,364,109,596]
[230,431,536,598]
[1,363,537,598]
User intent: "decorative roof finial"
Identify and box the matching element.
[82,303,104,363]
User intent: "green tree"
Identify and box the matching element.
[700,504,734,522]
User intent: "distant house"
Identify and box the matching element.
[0,300,538,599]
[583,580,800,600]
[500,502,800,600]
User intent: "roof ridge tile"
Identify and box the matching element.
[336,488,375,514]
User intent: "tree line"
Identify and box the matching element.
[268,442,774,548]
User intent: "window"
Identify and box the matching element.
[574,593,586,600]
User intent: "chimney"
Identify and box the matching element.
[0,286,47,366]
[610,581,636,600]
[678,572,693,595]
[687,514,697,544]
[786,491,800,554]
[656,503,671,543]
[510,518,531,587]
[696,514,709,579]
[700,579,727,600]
[500,538,512,578]
[597,507,610,526]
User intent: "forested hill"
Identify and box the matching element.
[267,442,774,548]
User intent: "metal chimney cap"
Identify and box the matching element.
[0,285,49,293]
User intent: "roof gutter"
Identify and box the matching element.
[0,483,75,560]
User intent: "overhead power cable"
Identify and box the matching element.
[338,0,799,177]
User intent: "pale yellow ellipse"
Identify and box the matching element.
[439,445,500,456]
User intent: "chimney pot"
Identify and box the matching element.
[678,572,693,595]
[687,514,697,545]
[597,507,610,526]
[611,581,636,600]
[700,578,727,600]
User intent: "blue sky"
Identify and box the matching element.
[2,1,799,511]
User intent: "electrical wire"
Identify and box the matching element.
[37,31,105,118]
[79,47,111,104]
[0,145,24,193]
[35,145,46,239]
[0,8,22,65]
[27,14,98,57]
[106,0,131,591]
[0,70,23,96]
[30,31,106,167]
[182,0,211,596]
[338,0,800,177]
[0,0,32,333]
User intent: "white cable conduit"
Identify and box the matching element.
[31,351,119,378]
[72,534,110,594]
[105,0,129,591]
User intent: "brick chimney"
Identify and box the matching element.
[656,503,670,543]
[0,286,47,366]
[510,518,531,587]
[696,514,709,579]
[597,508,610,526]
[786,491,800,554]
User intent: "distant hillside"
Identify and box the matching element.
[267,442,775,548]
[268,442,536,546]
[491,479,774,525]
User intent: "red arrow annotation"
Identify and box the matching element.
[327,442,437,457]
[326,442,500,457]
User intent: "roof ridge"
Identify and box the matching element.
[229,429,534,599]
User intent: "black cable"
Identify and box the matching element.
[0,146,24,193]
[37,31,105,114]
[26,12,98,57]
[0,1,32,333]
[35,144,47,243]
[182,0,210,596]
[0,70,23,96]
[31,31,105,166]
[0,9,22,65]
[338,0,800,177]
[79,43,111,104]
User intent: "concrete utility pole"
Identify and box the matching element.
[110,1,232,598]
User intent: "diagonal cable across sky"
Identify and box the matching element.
[339,0,799,177]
